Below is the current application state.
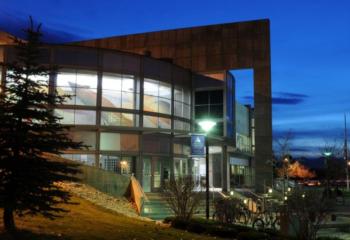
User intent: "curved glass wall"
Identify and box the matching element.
[143,78,171,114]
[102,73,139,110]
[57,70,98,106]
[5,52,193,181]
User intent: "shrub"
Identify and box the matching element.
[163,176,201,220]
[170,217,189,230]
[237,231,269,240]
[163,216,174,224]
[213,197,247,224]
[317,237,344,240]
[187,221,206,234]
[336,225,350,233]
[207,225,238,238]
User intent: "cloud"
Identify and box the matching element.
[243,91,309,105]
[273,128,342,139]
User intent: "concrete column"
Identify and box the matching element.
[253,65,272,193]
[222,145,230,192]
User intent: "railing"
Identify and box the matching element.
[130,175,147,214]
[43,153,131,197]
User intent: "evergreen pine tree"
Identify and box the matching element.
[0,18,83,232]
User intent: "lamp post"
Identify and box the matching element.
[323,151,332,198]
[198,120,216,220]
[282,156,290,198]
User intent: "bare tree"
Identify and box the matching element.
[275,129,294,160]
[273,130,294,193]
[162,176,201,220]
[319,140,343,197]
[285,188,332,240]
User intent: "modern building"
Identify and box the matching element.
[0,19,272,193]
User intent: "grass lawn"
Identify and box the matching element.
[0,196,220,240]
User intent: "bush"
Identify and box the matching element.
[337,225,350,233]
[187,221,206,234]
[170,218,189,230]
[166,217,285,240]
[163,216,174,224]
[237,231,269,240]
[206,225,238,238]
[317,237,344,240]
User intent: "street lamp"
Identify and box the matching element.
[323,151,332,198]
[198,119,216,220]
[282,156,290,196]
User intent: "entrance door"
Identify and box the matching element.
[142,156,163,192]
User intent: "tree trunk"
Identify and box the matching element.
[3,207,16,232]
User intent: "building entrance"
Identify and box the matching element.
[142,156,170,192]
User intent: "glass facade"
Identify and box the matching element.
[100,155,136,176]
[144,78,171,114]
[235,102,252,153]
[2,46,254,193]
[195,90,224,136]
[57,70,98,106]
[102,73,139,110]
[52,65,191,184]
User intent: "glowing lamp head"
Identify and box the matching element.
[230,191,234,196]
[268,188,273,194]
[198,120,216,133]
[324,152,332,157]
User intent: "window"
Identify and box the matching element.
[61,154,95,166]
[56,70,98,106]
[100,155,135,175]
[55,109,96,125]
[102,73,138,109]
[143,78,171,115]
[5,70,50,93]
[174,120,191,131]
[120,134,139,151]
[143,115,171,129]
[143,115,158,128]
[100,132,120,151]
[174,87,191,119]
[68,131,96,150]
[195,90,223,120]
[101,111,138,127]
[100,133,139,151]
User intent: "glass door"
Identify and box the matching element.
[152,158,162,190]
[143,157,151,192]
[142,156,163,192]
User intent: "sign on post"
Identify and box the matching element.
[191,134,206,157]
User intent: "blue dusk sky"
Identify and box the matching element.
[1,0,349,158]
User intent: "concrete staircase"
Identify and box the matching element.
[140,192,220,220]
[141,193,174,220]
